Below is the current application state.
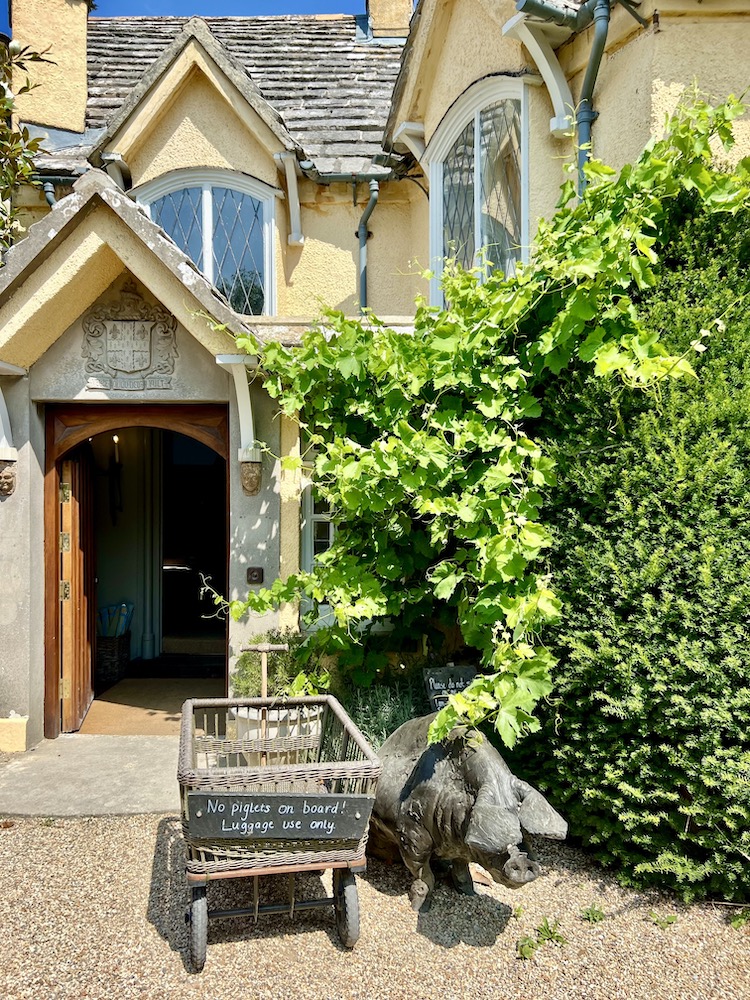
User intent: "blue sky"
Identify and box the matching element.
[2,3,365,36]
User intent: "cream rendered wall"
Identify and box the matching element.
[127,71,281,190]
[527,85,570,239]
[12,0,88,133]
[421,0,525,145]
[279,179,428,316]
[557,8,750,175]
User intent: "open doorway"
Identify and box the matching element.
[80,428,226,734]
[45,404,229,738]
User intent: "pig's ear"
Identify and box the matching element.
[465,789,522,853]
[514,780,568,840]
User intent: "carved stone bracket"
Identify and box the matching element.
[0,459,17,497]
[82,281,179,391]
[240,461,263,497]
[216,354,263,495]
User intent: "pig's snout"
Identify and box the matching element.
[499,845,540,887]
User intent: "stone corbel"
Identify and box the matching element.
[0,362,25,497]
[275,151,304,246]
[216,354,263,496]
[503,13,574,138]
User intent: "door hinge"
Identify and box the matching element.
[59,580,71,601]
[59,483,71,503]
[61,677,71,700]
[59,532,70,552]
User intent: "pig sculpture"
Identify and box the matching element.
[368,714,567,911]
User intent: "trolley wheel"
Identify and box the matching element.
[333,868,360,949]
[188,886,208,971]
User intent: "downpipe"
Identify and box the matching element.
[515,0,612,195]
[357,179,379,313]
[577,0,611,195]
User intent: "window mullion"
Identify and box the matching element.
[473,110,482,270]
[202,184,213,283]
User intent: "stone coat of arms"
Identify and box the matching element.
[82,283,179,391]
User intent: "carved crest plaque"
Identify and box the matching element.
[82,282,178,391]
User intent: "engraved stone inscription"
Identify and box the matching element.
[82,282,178,391]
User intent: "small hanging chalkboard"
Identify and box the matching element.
[187,791,374,841]
[423,664,477,711]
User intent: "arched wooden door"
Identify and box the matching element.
[44,404,229,739]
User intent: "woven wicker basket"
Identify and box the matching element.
[178,696,381,876]
[95,631,130,693]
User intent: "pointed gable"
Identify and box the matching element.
[91,17,299,179]
[87,15,405,176]
[0,172,262,370]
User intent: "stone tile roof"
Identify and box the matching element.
[86,16,405,174]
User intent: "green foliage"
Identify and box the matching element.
[729,908,750,930]
[225,95,750,748]
[581,904,606,924]
[335,673,430,749]
[230,629,329,698]
[648,912,678,930]
[516,917,566,959]
[0,42,50,252]
[515,935,539,960]
[514,204,750,902]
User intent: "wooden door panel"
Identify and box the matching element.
[59,450,94,732]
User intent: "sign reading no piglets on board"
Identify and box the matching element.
[187,792,374,841]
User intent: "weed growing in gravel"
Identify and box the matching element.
[581,904,606,923]
[536,917,566,944]
[516,917,567,959]
[512,905,525,920]
[729,908,750,930]
[516,935,539,960]
[40,817,56,827]
[648,912,677,929]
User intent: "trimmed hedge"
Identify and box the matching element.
[517,205,750,901]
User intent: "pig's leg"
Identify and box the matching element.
[450,860,475,896]
[401,853,436,912]
[397,815,436,911]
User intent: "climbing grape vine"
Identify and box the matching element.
[227,96,750,747]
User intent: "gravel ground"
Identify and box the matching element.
[0,813,748,1000]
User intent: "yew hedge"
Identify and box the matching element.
[517,204,750,901]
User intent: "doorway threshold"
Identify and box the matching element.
[79,677,224,737]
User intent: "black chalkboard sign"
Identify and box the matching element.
[187,792,374,841]
[423,665,477,711]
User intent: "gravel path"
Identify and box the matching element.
[0,814,747,1000]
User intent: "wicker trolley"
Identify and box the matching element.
[178,694,381,971]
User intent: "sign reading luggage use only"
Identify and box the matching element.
[187,792,375,840]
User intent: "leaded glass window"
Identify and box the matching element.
[146,175,271,315]
[442,98,522,277]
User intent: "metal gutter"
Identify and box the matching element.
[31,174,77,207]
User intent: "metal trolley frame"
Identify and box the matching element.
[177,693,381,971]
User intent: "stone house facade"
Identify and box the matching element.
[0,0,747,750]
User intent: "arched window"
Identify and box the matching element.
[426,78,529,303]
[137,170,278,315]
